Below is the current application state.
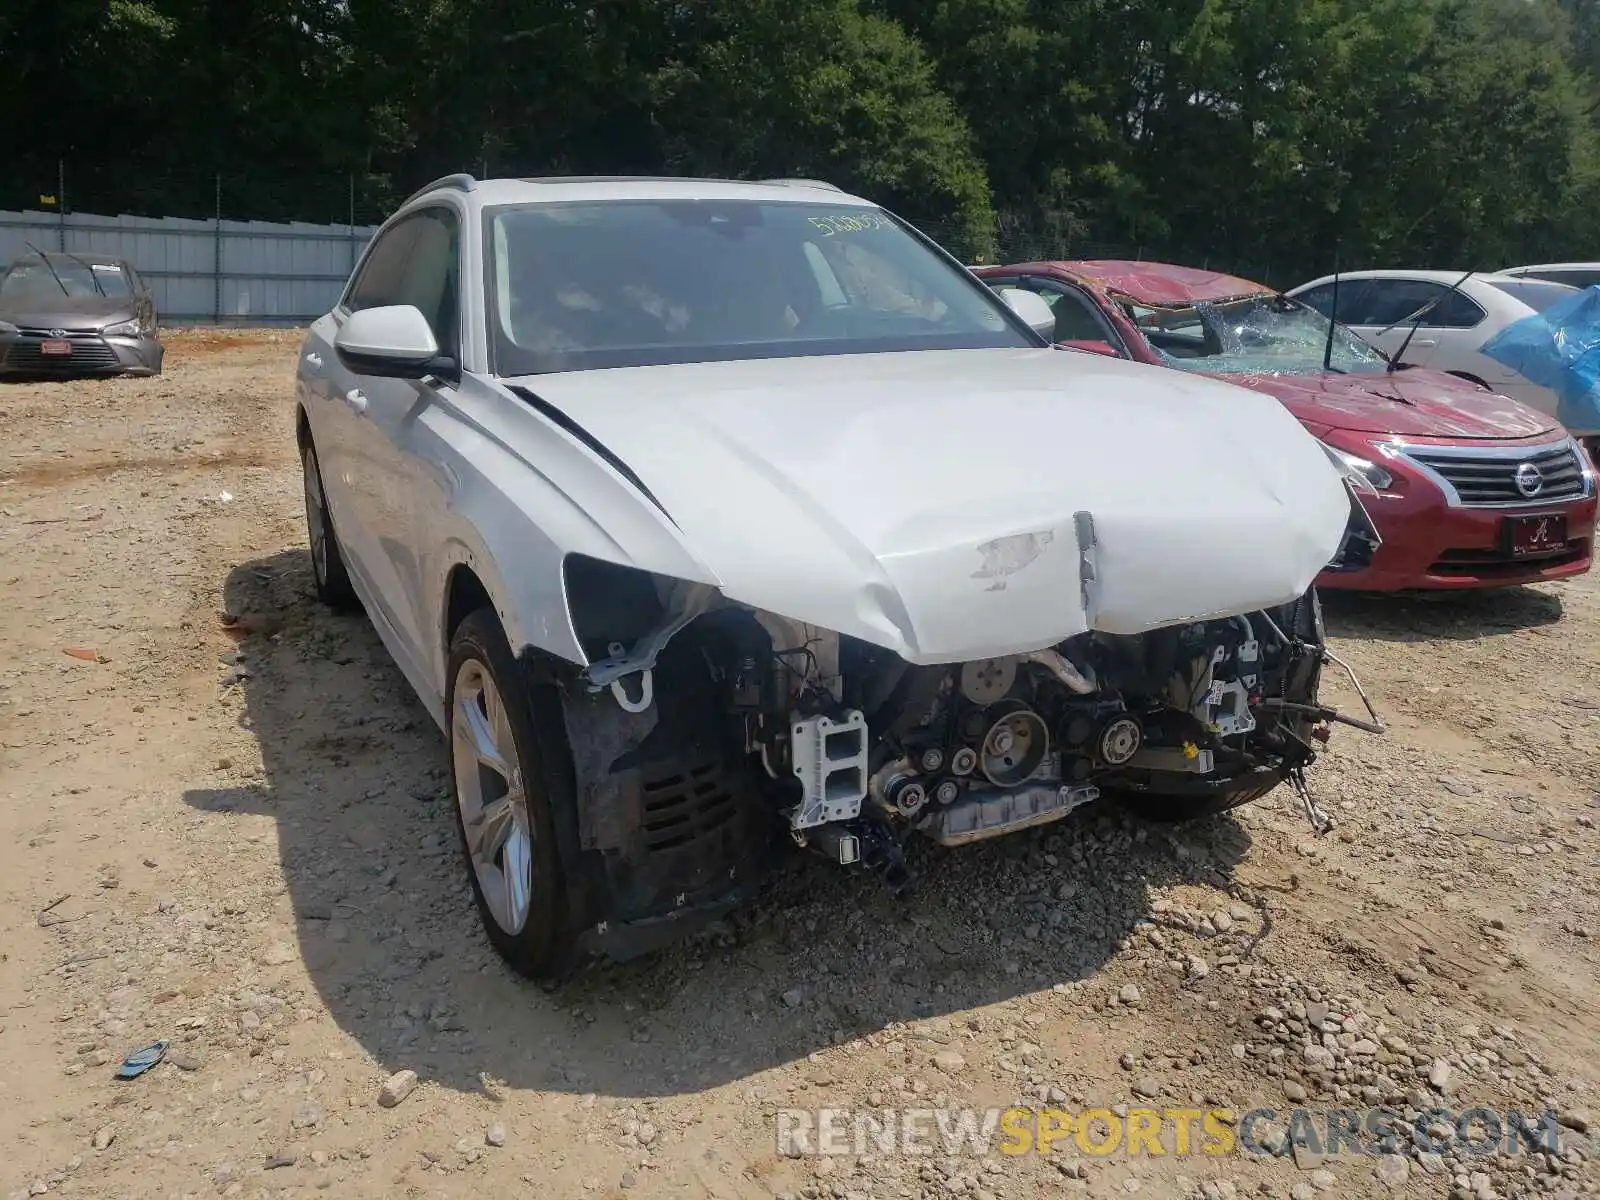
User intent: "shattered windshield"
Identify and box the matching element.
[1120,293,1387,375]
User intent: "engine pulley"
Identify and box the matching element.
[978,699,1049,786]
[1096,713,1144,767]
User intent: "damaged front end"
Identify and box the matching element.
[552,523,1382,958]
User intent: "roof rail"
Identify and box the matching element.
[399,173,477,208]
[760,177,843,192]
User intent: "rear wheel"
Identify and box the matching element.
[446,608,580,982]
[301,442,359,611]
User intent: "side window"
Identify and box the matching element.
[1428,289,1485,329]
[346,218,421,312]
[1296,279,1370,324]
[343,208,460,353]
[1034,283,1123,349]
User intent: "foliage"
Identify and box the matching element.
[2,0,1599,276]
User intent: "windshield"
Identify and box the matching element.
[0,258,131,301]
[485,200,1035,374]
[1119,293,1388,375]
[1484,278,1579,312]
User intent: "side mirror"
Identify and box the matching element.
[1058,338,1121,358]
[996,287,1056,339]
[335,305,453,380]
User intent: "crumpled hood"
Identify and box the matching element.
[1225,367,1555,439]
[0,295,135,330]
[513,348,1352,663]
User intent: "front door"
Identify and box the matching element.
[327,204,464,686]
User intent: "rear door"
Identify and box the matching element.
[1337,277,1487,370]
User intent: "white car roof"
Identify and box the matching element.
[413,174,876,209]
[1501,262,1600,273]
[1289,268,1527,290]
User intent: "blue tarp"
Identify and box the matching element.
[1480,284,1600,432]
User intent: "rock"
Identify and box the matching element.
[1428,1059,1454,1093]
[781,988,803,1008]
[1283,1081,1308,1103]
[259,942,296,967]
[636,1121,657,1146]
[1230,1043,1247,1060]
[1132,1078,1159,1099]
[1305,1002,1329,1029]
[1310,1169,1336,1191]
[1188,956,1210,979]
[1291,1142,1323,1171]
[1373,1153,1409,1188]
[91,1127,115,1151]
[290,1101,325,1129]
[1559,1109,1591,1134]
[1211,909,1234,933]
[264,1153,297,1170]
[933,1051,966,1073]
[378,1069,418,1107]
[168,1049,204,1072]
[1119,1053,1136,1071]
[1437,775,1476,796]
[1118,984,1142,1006]
[1290,1186,1315,1200]
[1417,1152,1447,1175]
[619,1170,637,1190]
[486,1121,508,1147]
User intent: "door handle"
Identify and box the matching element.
[345,388,368,414]
[304,351,323,368]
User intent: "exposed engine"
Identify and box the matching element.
[632,592,1377,886]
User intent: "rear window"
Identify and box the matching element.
[1484,279,1578,312]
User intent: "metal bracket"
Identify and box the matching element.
[609,669,653,713]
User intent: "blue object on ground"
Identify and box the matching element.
[115,1040,168,1078]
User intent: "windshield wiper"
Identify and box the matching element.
[1319,262,1346,374]
[23,241,70,297]
[1385,269,1474,375]
[60,250,105,296]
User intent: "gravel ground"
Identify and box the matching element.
[0,330,1596,1200]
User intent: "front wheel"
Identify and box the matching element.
[446,608,580,982]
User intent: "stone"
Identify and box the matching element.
[781,988,803,1008]
[486,1121,507,1147]
[290,1101,325,1129]
[168,1049,205,1072]
[259,942,296,967]
[1428,1059,1454,1093]
[1290,1186,1315,1200]
[91,1127,115,1151]
[1373,1154,1409,1188]
[378,1069,418,1107]
[933,1050,966,1073]
[1283,1081,1308,1103]
[1559,1109,1592,1134]
[1132,1078,1159,1099]
[1118,984,1142,1006]
[1309,1169,1336,1191]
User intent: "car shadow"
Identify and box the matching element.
[1320,586,1564,642]
[185,549,1255,1101]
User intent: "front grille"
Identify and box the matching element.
[3,336,119,371]
[1406,442,1588,506]
[638,759,741,853]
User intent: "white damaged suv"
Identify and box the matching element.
[295,174,1379,979]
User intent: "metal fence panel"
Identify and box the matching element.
[0,208,379,325]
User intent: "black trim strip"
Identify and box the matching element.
[507,385,676,525]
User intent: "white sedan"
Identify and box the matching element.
[1286,269,1588,434]
[296,173,1372,978]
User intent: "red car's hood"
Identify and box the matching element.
[1222,367,1556,439]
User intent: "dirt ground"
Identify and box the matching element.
[0,330,1596,1200]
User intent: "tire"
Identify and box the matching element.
[445,608,580,982]
[301,441,359,611]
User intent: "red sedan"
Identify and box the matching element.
[974,260,1597,591]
